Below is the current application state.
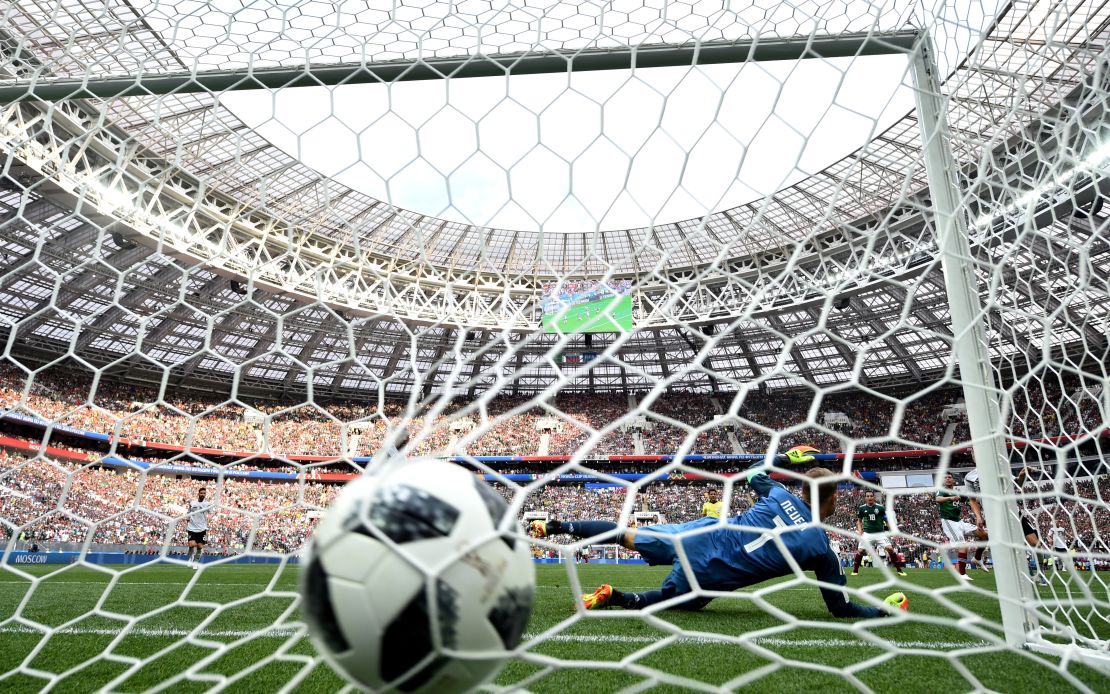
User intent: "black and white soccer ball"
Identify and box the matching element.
[302,460,534,692]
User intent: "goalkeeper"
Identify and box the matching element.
[530,467,907,617]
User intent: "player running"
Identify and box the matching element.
[185,488,212,569]
[851,490,907,577]
[936,472,987,580]
[701,488,723,519]
[530,467,908,617]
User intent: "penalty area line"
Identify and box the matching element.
[0,624,992,649]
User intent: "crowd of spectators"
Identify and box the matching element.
[4,442,1107,564]
[1,449,338,553]
[1,365,1105,461]
[638,392,732,454]
[0,361,1106,563]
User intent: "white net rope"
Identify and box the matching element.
[0,0,1108,690]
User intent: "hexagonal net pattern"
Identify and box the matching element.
[0,0,1108,690]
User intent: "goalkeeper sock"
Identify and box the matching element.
[562,520,620,542]
[615,589,663,609]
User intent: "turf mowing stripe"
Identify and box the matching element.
[0,624,991,649]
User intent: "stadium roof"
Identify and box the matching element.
[0,0,1107,395]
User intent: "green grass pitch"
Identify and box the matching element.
[0,564,1106,692]
[542,295,633,334]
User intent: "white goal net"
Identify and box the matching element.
[0,0,1108,691]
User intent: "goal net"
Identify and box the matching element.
[0,0,1108,690]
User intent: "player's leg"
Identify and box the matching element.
[958,522,983,578]
[578,520,719,610]
[973,548,989,571]
[1022,517,1048,585]
[942,520,971,579]
[186,531,204,568]
[971,527,989,571]
[883,541,907,576]
[529,519,629,547]
[871,535,894,572]
[194,534,204,568]
[186,537,196,567]
[852,540,865,575]
[1056,547,1074,573]
[586,564,708,611]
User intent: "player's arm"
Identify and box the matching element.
[935,490,960,503]
[746,466,785,499]
[810,547,885,618]
[855,507,864,536]
[968,497,985,529]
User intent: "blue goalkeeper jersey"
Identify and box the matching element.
[716,485,831,577]
[634,470,879,618]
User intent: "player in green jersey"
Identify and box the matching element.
[936,472,987,580]
[851,490,907,576]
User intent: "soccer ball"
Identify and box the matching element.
[302,460,535,692]
[785,445,820,464]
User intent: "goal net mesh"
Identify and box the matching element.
[0,0,1108,690]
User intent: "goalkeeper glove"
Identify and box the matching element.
[884,592,909,611]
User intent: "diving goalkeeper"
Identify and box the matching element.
[530,467,907,616]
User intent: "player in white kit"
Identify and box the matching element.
[186,488,211,569]
[1049,521,1073,572]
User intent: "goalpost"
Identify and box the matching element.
[0,0,1108,690]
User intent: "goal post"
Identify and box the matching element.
[908,34,1043,654]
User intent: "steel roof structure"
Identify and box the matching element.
[0,0,1107,396]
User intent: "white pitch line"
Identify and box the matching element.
[0,581,284,586]
[0,582,826,592]
[0,624,991,650]
[0,625,302,638]
[532,635,995,649]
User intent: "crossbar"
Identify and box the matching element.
[0,30,919,103]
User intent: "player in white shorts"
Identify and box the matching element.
[961,467,1053,585]
[851,489,907,576]
[1049,521,1073,572]
[186,488,212,569]
[936,472,986,580]
[939,517,979,544]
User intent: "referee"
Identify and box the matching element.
[701,488,723,519]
